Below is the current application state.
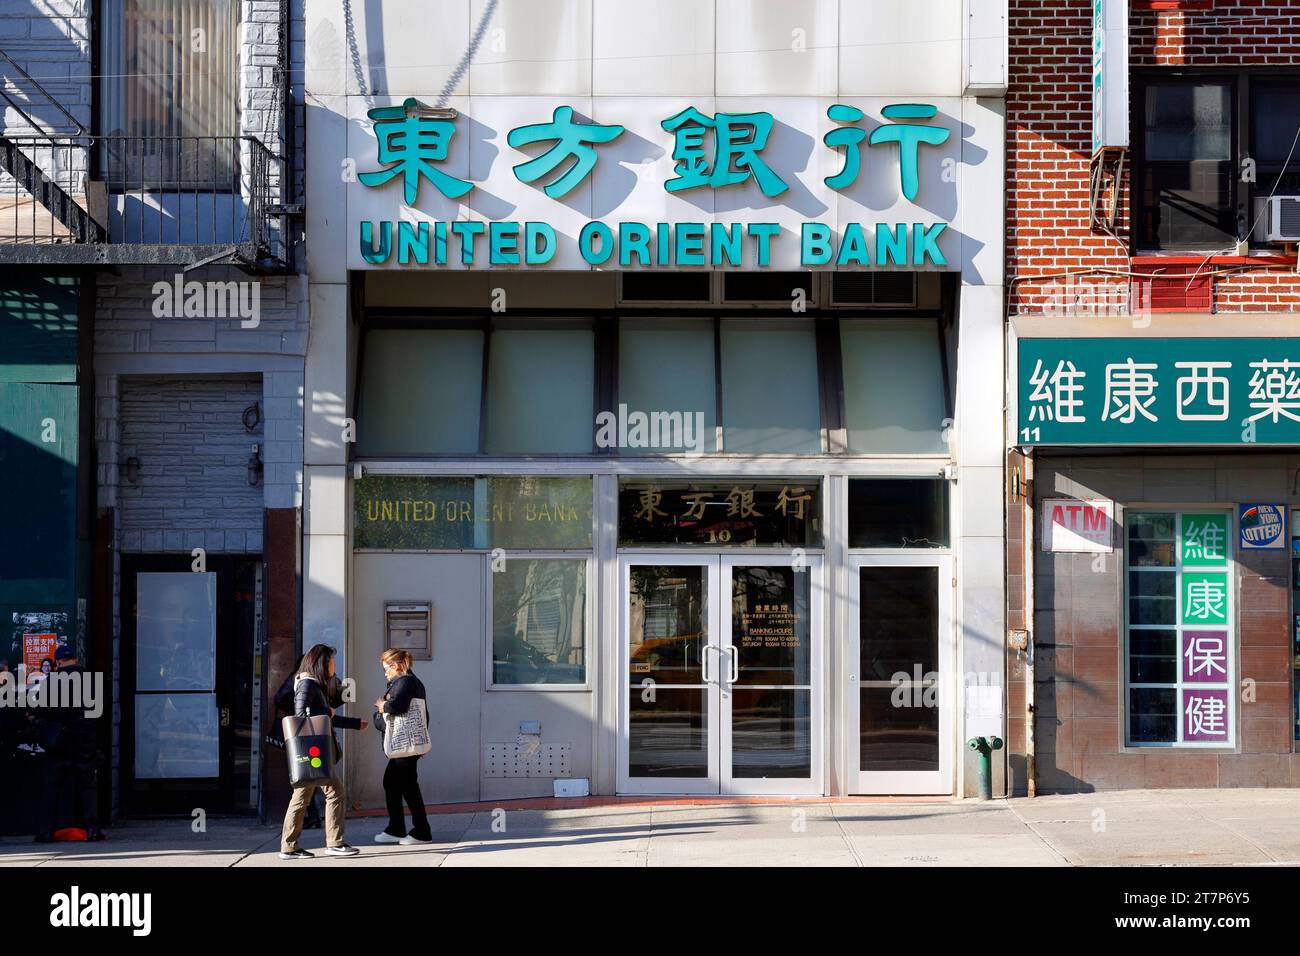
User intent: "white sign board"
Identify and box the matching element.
[344,95,974,272]
[1091,0,1129,153]
[1042,498,1114,553]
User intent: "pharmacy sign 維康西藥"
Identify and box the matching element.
[1017,338,1300,446]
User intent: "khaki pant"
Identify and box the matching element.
[282,773,345,852]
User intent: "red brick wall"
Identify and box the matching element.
[1008,0,1300,315]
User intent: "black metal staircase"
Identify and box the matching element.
[0,49,293,273]
[0,135,105,243]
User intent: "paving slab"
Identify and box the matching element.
[0,791,1295,867]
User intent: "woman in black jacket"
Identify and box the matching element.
[279,644,367,860]
[372,649,432,845]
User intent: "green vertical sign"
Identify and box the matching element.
[1180,513,1228,567]
[1182,571,1229,626]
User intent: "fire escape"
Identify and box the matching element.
[0,37,296,273]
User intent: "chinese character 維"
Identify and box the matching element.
[726,487,762,519]
[1183,634,1227,680]
[1174,361,1231,422]
[358,98,473,204]
[1246,358,1300,424]
[507,106,624,199]
[1185,579,1226,621]
[1183,518,1226,562]
[775,486,812,520]
[1027,359,1087,423]
[1101,357,1159,424]
[681,493,710,521]
[1185,693,1227,738]
[635,489,668,522]
[661,107,788,197]
[867,103,951,202]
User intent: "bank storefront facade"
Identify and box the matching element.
[302,0,1008,803]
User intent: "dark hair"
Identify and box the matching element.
[297,644,336,688]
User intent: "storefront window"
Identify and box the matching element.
[618,318,718,453]
[848,478,950,548]
[353,475,593,550]
[719,319,821,455]
[618,478,822,548]
[485,323,595,454]
[491,558,587,686]
[1125,511,1234,747]
[356,328,484,455]
[841,319,948,454]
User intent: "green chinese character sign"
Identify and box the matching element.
[1181,572,1228,626]
[1180,513,1228,567]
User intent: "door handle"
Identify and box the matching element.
[726,646,739,685]
[701,644,719,684]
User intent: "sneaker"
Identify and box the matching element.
[373,832,403,844]
[325,844,360,857]
[279,848,315,860]
[399,834,433,845]
[34,832,53,844]
[85,827,106,843]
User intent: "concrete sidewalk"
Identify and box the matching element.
[4,789,1300,867]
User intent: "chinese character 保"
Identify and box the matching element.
[824,103,950,201]
[1183,634,1227,680]
[358,98,473,205]
[508,106,624,199]
[661,107,789,197]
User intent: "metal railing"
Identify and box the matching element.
[0,134,289,269]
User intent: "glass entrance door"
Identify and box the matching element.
[849,554,954,794]
[619,554,822,795]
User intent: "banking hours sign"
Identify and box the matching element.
[345,96,968,270]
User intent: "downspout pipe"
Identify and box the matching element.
[1024,453,1036,798]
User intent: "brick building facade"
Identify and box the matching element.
[1007,0,1300,793]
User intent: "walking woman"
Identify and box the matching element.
[280,644,367,860]
[372,649,433,845]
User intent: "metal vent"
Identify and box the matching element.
[831,272,917,306]
[482,742,573,778]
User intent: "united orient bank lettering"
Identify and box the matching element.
[364,498,582,524]
[358,219,949,268]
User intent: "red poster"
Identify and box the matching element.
[22,632,58,683]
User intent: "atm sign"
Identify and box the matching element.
[1042,498,1114,553]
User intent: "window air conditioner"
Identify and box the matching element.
[1263,196,1300,242]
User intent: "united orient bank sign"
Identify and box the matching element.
[345,97,971,271]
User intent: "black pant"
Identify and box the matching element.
[40,754,98,835]
[382,756,431,840]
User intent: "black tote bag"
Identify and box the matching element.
[282,713,334,787]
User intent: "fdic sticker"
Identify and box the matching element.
[1239,504,1285,550]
